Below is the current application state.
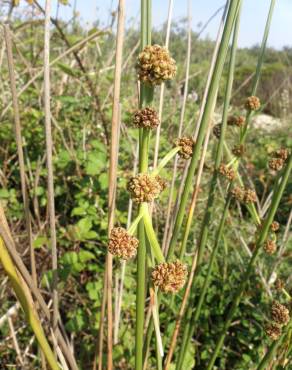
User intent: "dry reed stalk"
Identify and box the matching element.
[44,0,58,336]
[3,24,37,285]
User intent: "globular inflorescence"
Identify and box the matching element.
[133,106,160,129]
[265,301,290,341]
[218,163,236,181]
[263,239,277,255]
[152,260,188,293]
[137,44,176,86]
[268,148,290,172]
[175,136,195,159]
[245,95,261,111]
[265,322,282,340]
[127,174,166,203]
[227,115,245,127]
[231,186,256,204]
[108,227,139,260]
[232,144,245,158]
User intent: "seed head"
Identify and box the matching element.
[155,175,167,193]
[245,96,261,111]
[269,158,284,171]
[133,107,160,129]
[227,115,245,127]
[127,174,162,203]
[137,45,176,86]
[271,301,290,326]
[152,261,188,293]
[244,188,257,203]
[232,144,245,158]
[108,227,139,260]
[264,239,277,255]
[231,186,245,202]
[271,221,280,232]
[175,136,195,159]
[265,323,282,340]
[213,124,221,139]
[273,148,289,161]
[219,163,236,181]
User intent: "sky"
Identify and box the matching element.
[29,1,292,49]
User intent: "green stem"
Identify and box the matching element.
[143,204,165,263]
[128,209,146,235]
[206,154,292,370]
[136,1,153,369]
[175,7,241,366]
[166,0,241,261]
[0,237,59,370]
[151,147,180,177]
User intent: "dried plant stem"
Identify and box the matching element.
[0,237,59,370]
[44,0,58,336]
[206,154,292,369]
[3,24,37,285]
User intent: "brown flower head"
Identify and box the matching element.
[231,186,245,202]
[213,124,221,139]
[244,188,257,203]
[137,45,176,86]
[232,144,245,158]
[245,96,261,111]
[152,261,188,293]
[227,115,245,127]
[175,136,195,159]
[271,301,290,326]
[219,163,236,181]
[133,107,160,129]
[273,148,289,161]
[269,158,284,172]
[155,175,167,193]
[108,227,139,260]
[271,221,280,232]
[127,174,161,203]
[264,239,277,255]
[265,323,282,340]
[275,278,284,292]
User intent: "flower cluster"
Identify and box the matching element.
[269,148,290,172]
[108,227,139,260]
[245,96,261,111]
[133,107,160,129]
[231,186,256,204]
[137,45,176,86]
[232,144,245,158]
[227,115,245,127]
[175,136,195,159]
[127,174,166,203]
[263,239,277,255]
[152,261,187,293]
[218,163,236,181]
[266,301,290,340]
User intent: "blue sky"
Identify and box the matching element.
[36,1,291,49]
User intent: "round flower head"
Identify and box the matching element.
[175,136,195,159]
[264,239,277,255]
[271,301,290,326]
[127,174,161,203]
[232,144,245,158]
[227,115,245,127]
[244,188,257,203]
[219,163,236,181]
[245,96,261,111]
[213,124,221,139]
[137,44,176,86]
[108,227,139,260]
[265,323,282,340]
[133,107,160,129]
[271,221,280,232]
[231,186,245,202]
[152,260,187,293]
[273,148,289,161]
[269,158,284,171]
[155,175,167,193]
